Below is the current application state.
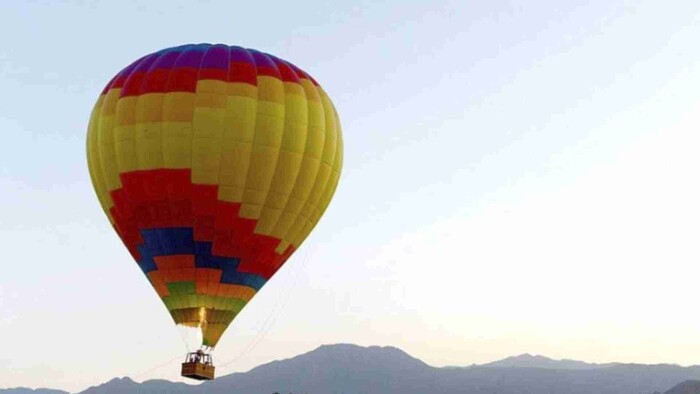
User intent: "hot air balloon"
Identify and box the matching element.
[86,44,343,380]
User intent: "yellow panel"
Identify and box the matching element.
[275,239,290,255]
[192,106,225,139]
[191,107,225,185]
[162,122,193,169]
[227,82,257,99]
[222,95,257,142]
[115,96,137,127]
[240,100,284,219]
[218,185,238,203]
[305,129,343,244]
[101,88,121,116]
[298,95,339,218]
[303,101,326,159]
[318,94,339,167]
[269,96,325,239]
[114,118,136,142]
[239,205,262,223]
[96,114,121,192]
[257,76,284,104]
[299,80,321,102]
[270,211,298,240]
[197,79,228,95]
[87,100,114,221]
[279,157,320,216]
[217,140,252,203]
[256,150,304,233]
[333,104,344,168]
[134,92,165,172]
[314,167,341,224]
[255,207,283,235]
[298,164,331,221]
[113,99,138,173]
[284,212,308,250]
[300,102,343,246]
[217,91,258,201]
[284,82,305,97]
[135,122,164,170]
[196,92,228,109]
[115,129,138,174]
[239,144,280,219]
[295,221,314,250]
[162,92,196,122]
[87,101,102,189]
[136,93,164,123]
[91,95,105,112]
[264,151,304,208]
[280,94,309,152]
[255,91,308,235]
[251,102,285,147]
[288,87,341,247]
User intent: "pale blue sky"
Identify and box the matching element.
[2,0,700,391]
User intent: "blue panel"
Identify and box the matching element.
[136,244,157,274]
[220,267,266,290]
[136,226,267,290]
[141,228,194,255]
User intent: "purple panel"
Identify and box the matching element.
[200,44,229,69]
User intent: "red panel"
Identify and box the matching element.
[228,62,257,85]
[110,169,298,280]
[214,201,239,230]
[194,216,215,242]
[120,71,148,97]
[191,184,218,216]
[255,65,279,78]
[120,172,147,202]
[198,68,228,81]
[165,67,199,92]
[272,58,301,83]
[140,68,171,93]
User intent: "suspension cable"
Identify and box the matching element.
[217,244,314,371]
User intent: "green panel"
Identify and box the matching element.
[166,281,196,295]
[228,298,247,312]
[163,296,175,310]
[213,296,226,310]
[169,295,183,310]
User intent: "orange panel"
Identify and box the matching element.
[154,254,195,270]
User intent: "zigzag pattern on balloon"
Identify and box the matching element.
[87,44,343,347]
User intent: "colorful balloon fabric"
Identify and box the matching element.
[86,44,343,347]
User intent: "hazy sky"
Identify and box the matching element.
[2,0,700,391]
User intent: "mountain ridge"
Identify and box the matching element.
[4,344,700,394]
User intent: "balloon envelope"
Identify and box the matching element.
[86,44,343,347]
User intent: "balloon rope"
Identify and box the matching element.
[217,244,313,371]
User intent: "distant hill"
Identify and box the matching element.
[0,389,68,394]
[480,352,614,370]
[661,380,700,394]
[78,377,191,394]
[3,344,700,394]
